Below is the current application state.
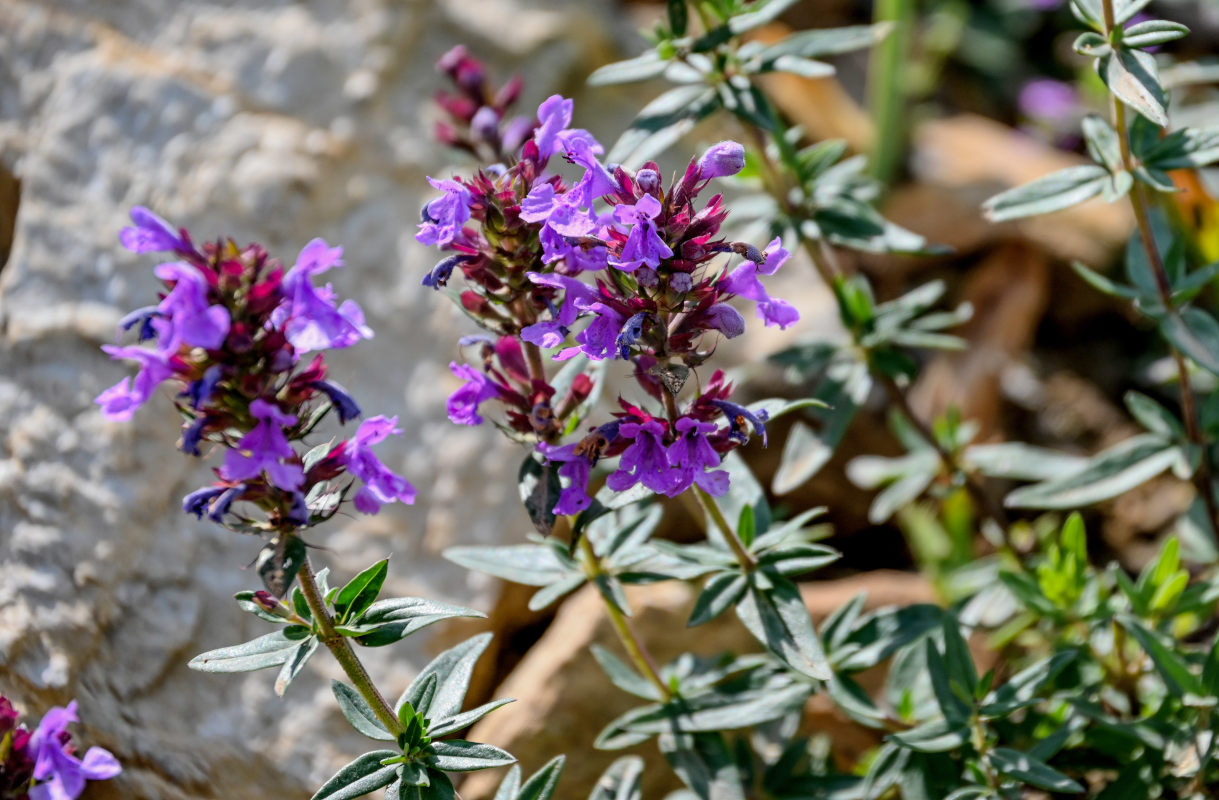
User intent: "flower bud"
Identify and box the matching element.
[635,267,659,288]
[697,141,746,180]
[669,271,693,293]
[471,106,499,142]
[635,168,661,195]
[707,303,745,339]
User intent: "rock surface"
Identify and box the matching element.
[0,1,640,796]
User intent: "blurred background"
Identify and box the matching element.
[0,1,1217,798]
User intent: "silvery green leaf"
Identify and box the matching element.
[527,574,586,611]
[772,420,827,495]
[1004,434,1181,509]
[1122,19,1188,49]
[861,743,909,798]
[591,644,665,701]
[1070,260,1141,300]
[827,673,888,729]
[589,756,644,800]
[728,0,801,33]
[1073,31,1110,57]
[1162,307,1219,376]
[1082,115,1123,172]
[986,748,1083,793]
[1102,50,1168,127]
[964,443,1088,482]
[1119,615,1204,697]
[427,740,516,772]
[332,680,395,741]
[1070,0,1103,30]
[1124,391,1184,438]
[608,86,720,165]
[429,698,515,737]
[1114,0,1154,24]
[688,572,749,627]
[348,597,485,647]
[659,731,747,800]
[835,603,942,672]
[274,635,319,696]
[517,756,565,800]
[588,53,670,86]
[493,766,521,800]
[444,543,573,586]
[757,543,839,577]
[189,627,313,673]
[311,751,400,800]
[396,633,492,721]
[982,165,1109,221]
[756,24,889,61]
[766,55,834,79]
[888,719,969,753]
[1143,127,1219,169]
[736,571,831,680]
[980,651,1076,716]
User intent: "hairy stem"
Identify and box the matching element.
[298,558,405,736]
[693,485,757,570]
[867,0,914,185]
[1101,0,1219,536]
[576,536,671,699]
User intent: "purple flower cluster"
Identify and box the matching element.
[99,209,415,539]
[432,45,532,162]
[418,77,795,513]
[1,697,120,800]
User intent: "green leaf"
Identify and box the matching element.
[736,570,831,680]
[1143,127,1219,169]
[888,719,969,753]
[757,543,839,577]
[274,635,319,696]
[940,616,977,701]
[658,731,747,800]
[188,627,312,673]
[1122,19,1189,49]
[756,24,889,62]
[772,420,826,495]
[1071,260,1140,301]
[396,633,493,721]
[861,743,909,798]
[1162,307,1219,376]
[591,644,664,701]
[1119,615,1204,697]
[517,755,566,800]
[667,0,688,36]
[234,590,287,624]
[334,558,389,623]
[588,53,671,86]
[689,572,749,627]
[332,680,395,741]
[980,651,1076,716]
[827,673,888,729]
[607,86,720,165]
[1082,114,1123,173]
[987,748,1083,793]
[1124,391,1184,438]
[601,680,809,740]
[588,756,644,800]
[964,443,1088,482]
[310,751,400,800]
[430,698,515,738]
[728,0,800,33]
[427,740,516,772]
[1004,433,1180,509]
[834,603,943,672]
[444,544,572,587]
[1101,50,1168,127]
[982,165,1109,221]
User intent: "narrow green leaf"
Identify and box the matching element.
[1119,615,1204,697]
[666,0,688,36]
[517,755,566,800]
[590,644,664,701]
[688,572,749,627]
[1004,434,1180,509]
[427,740,516,772]
[1102,50,1168,127]
[350,597,485,647]
[396,633,493,720]
[888,719,969,753]
[189,627,312,673]
[607,86,720,164]
[1162,307,1219,376]
[589,52,670,87]
[980,651,1076,716]
[429,698,514,738]
[332,680,395,741]
[310,751,400,800]
[334,558,389,623]
[274,636,319,696]
[1122,19,1189,49]
[736,571,831,680]
[964,443,1088,482]
[982,165,1109,221]
[588,756,644,800]
[728,0,801,32]
[772,420,826,495]
[443,545,571,586]
[987,748,1083,793]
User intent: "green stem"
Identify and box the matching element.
[693,486,757,570]
[1100,0,1219,537]
[576,536,671,700]
[867,0,915,185]
[298,557,405,736]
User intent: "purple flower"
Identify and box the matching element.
[1019,79,1078,122]
[118,206,189,254]
[342,416,416,514]
[607,420,679,495]
[706,303,745,338]
[95,345,174,421]
[220,399,304,492]
[563,135,618,209]
[28,701,120,800]
[520,184,607,270]
[711,399,769,446]
[616,312,647,358]
[522,271,601,350]
[183,365,223,410]
[313,380,362,424]
[610,194,672,272]
[422,254,472,289]
[534,95,574,161]
[118,306,161,342]
[720,238,799,329]
[277,239,373,353]
[180,415,209,456]
[153,262,230,351]
[697,141,746,180]
[538,442,594,515]
[182,483,245,522]
[447,362,500,425]
[416,178,472,246]
[560,301,625,362]
[667,417,730,496]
